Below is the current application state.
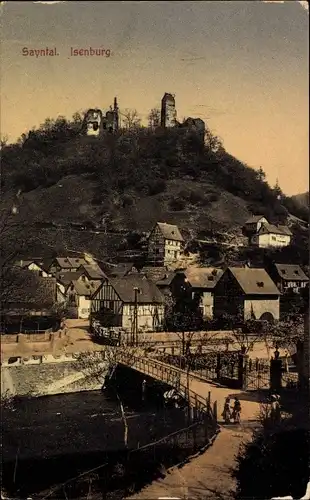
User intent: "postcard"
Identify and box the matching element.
[1,1,309,499]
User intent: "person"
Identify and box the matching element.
[222,396,231,424]
[232,397,241,424]
[270,393,281,423]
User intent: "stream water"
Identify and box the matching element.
[2,388,187,498]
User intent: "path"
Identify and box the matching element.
[129,425,255,499]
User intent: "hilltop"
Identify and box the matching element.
[1,117,308,264]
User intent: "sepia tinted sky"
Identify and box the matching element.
[1,1,309,195]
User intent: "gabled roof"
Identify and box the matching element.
[141,266,169,283]
[257,224,292,236]
[109,274,164,304]
[274,264,309,282]
[67,280,100,297]
[156,222,184,242]
[53,257,88,269]
[226,267,280,295]
[55,271,84,286]
[79,264,106,280]
[16,259,51,274]
[244,215,267,224]
[185,267,223,289]
[101,262,137,278]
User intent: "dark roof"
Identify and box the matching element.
[185,267,223,289]
[156,222,184,242]
[67,280,100,297]
[244,215,267,224]
[101,262,137,278]
[141,266,169,283]
[79,264,106,280]
[54,257,88,269]
[257,224,292,236]
[6,273,56,309]
[274,264,309,281]
[110,274,164,304]
[227,267,280,295]
[156,272,178,287]
[55,271,84,285]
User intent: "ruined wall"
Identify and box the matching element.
[161,93,177,128]
[84,109,103,136]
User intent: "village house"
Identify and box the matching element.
[147,222,184,266]
[78,263,107,281]
[243,215,269,235]
[55,270,86,297]
[65,280,101,319]
[213,267,281,322]
[268,263,309,294]
[250,223,292,248]
[91,274,165,331]
[184,267,223,320]
[15,258,53,277]
[49,257,88,274]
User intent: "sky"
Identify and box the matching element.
[1,0,309,195]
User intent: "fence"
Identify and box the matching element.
[39,366,219,500]
[155,351,242,388]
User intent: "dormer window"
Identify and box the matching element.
[257,281,264,288]
[294,270,299,275]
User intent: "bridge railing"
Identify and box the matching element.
[117,351,218,425]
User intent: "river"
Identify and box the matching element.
[2,388,187,498]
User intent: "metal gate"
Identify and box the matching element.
[244,358,270,390]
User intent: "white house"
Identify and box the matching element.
[147,222,184,266]
[66,280,100,319]
[243,215,269,234]
[184,267,223,320]
[250,224,292,249]
[17,259,53,278]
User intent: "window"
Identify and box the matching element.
[272,236,276,241]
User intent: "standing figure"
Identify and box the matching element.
[270,393,281,423]
[222,396,231,424]
[232,397,242,424]
[141,379,147,402]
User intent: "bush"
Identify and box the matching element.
[168,197,186,211]
[122,195,134,208]
[147,179,167,196]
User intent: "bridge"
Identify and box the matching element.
[116,349,261,424]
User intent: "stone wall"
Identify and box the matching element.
[1,357,107,397]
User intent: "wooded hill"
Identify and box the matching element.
[1,115,308,264]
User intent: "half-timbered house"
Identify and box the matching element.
[147,222,184,266]
[90,274,165,331]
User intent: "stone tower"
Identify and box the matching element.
[160,93,177,128]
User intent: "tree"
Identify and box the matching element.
[148,108,160,129]
[73,343,148,448]
[120,108,142,129]
[256,166,266,182]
